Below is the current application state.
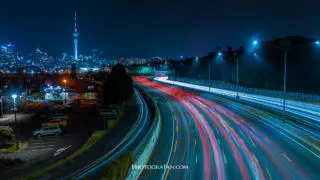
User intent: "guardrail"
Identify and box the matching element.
[155,76,320,131]
[126,87,161,180]
[168,76,320,104]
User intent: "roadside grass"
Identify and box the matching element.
[0,142,26,153]
[23,105,125,180]
[101,151,133,180]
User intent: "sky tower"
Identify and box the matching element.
[73,10,79,60]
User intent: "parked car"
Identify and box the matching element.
[33,126,63,137]
[42,119,67,127]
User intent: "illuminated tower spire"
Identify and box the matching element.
[73,10,79,60]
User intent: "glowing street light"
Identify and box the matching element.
[253,40,258,45]
[252,39,320,113]
[63,79,67,103]
[208,52,223,93]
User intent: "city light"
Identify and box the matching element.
[253,40,258,45]
[63,79,67,83]
[218,52,222,56]
[315,41,320,45]
[11,94,17,99]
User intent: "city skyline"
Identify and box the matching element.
[1,0,320,57]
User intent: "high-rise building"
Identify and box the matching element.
[73,11,79,60]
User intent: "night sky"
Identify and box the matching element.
[0,0,319,57]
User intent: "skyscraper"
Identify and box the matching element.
[73,11,79,60]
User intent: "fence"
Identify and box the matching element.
[169,76,320,104]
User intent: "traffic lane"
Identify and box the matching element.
[138,89,176,180]
[86,89,152,180]
[136,78,219,180]
[136,77,320,179]
[191,92,320,179]
[165,98,202,180]
[137,88,206,180]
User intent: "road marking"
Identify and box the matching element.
[252,154,258,163]
[161,102,176,180]
[249,136,256,148]
[27,144,56,148]
[266,168,272,180]
[223,155,228,164]
[174,142,177,153]
[24,148,54,151]
[262,120,320,159]
[195,154,198,164]
[282,153,291,162]
[31,142,57,145]
[240,131,245,136]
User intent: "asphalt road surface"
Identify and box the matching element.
[135,76,320,180]
[0,106,94,178]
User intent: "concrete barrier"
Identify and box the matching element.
[126,88,162,180]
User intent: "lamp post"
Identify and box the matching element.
[208,52,222,93]
[12,94,18,149]
[253,39,319,114]
[0,96,3,118]
[63,79,67,104]
[236,54,239,98]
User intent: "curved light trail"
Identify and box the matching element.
[134,76,320,180]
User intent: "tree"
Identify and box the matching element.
[0,126,15,145]
[101,64,134,105]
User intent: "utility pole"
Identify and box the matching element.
[208,60,211,93]
[283,48,287,113]
[0,96,3,118]
[12,94,18,149]
[236,55,239,98]
[14,109,18,149]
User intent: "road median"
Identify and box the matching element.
[125,87,162,180]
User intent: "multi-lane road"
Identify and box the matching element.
[134,76,320,180]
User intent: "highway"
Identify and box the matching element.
[154,76,320,129]
[62,88,151,180]
[134,76,320,180]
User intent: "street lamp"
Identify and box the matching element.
[208,52,223,93]
[63,79,67,104]
[0,96,3,118]
[252,39,320,113]
[11,94,18,149]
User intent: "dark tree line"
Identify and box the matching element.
[170,36,320,94]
